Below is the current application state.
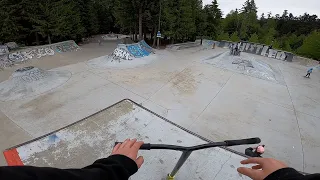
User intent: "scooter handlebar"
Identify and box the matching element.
[114,137,261,151]
[224,138,261,146]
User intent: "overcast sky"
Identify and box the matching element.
[203,0,320,17]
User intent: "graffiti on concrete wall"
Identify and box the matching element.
[218,40,294,62]
[127,44,150,58]
[239,42,292,61]
[201,39,220,48]
[139,40,153,54]
[232,57,254,70]
[5,42,19,50]
[0,45,9,55]
[15,67,49,83]
[102,34,118,40]
[7,47,55,63]
[55,41,80,53]
[0,40,80,69]
[111,47,133,61]
[0,55,12,69]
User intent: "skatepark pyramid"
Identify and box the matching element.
[111,40,154,60]
[0,66,71,101]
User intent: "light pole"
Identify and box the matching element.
[157,0,162,49]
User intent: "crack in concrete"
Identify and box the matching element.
[189,73,234,129]
[278,64,305,171]
[213,154,232,179]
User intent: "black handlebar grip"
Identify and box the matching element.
[224,138,261,146]
[114,142,151,150]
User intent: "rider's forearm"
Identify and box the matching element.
[265,168,320,180]
[0,155,138,180]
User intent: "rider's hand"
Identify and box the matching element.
[112,139,144,168]
[237,158,288,180]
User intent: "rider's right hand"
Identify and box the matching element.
[112,139,145,168]
[237,158,288,180]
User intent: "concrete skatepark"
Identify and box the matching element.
[0,37,320,177]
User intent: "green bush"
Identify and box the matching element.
[297,31,320,60]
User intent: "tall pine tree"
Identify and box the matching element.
[203,0,222,39]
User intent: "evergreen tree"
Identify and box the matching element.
[217,32,230,41]
[249,33,259,43]
[241,0,257,14]
[230,32,240,41]
[162,0,179,42]
[223,10,240,35]
[96,0,116,33]
[196,1,208,42]
[203,0,222,39]
[237,0,259,40]
[0,0,29,43]
[298,31,320,60]
[76,0,100,36]
[27,0,84,44]
[179,0,197,41]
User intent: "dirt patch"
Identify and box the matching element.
[90,100,134,126]
[171,68,197,94]
[19,91,64,117]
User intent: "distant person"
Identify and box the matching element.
[233,43,237,55]
[229,43,233,55]
[305,68,313,78]
[235,44,240,56]
[237,42,241,50]
[245,145,265,157]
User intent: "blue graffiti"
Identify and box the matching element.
[126,44,150,58]
[48,134,59,143]
[139,40,153,54]
[206,41,214,46]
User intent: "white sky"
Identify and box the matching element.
[203,0,320,17]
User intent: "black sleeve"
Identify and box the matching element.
[0,155,138,180]
[265,168,320,180]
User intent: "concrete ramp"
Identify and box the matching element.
[166,42,202,50]
[101,34,130,41]
[127,43,151,58]
[3,99,251,180]
[0,66,71,101]
[0,40,80,69]
[86,41,157,69]
[139,40,154,54]
[198,39,220,48]
[110,40,154,59]
[203,52,285,84]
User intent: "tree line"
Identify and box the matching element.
[0,0,116,45]
[0,0,319,59]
